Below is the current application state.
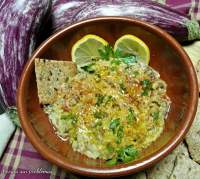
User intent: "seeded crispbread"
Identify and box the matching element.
[35,58,77,104]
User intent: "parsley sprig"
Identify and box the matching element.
[106,145,138,165]
[98,45,137,65]
[98,45,114,61]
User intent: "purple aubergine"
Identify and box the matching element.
[52,0,90,31]
[0,0,51,107]
[71,0,200,42]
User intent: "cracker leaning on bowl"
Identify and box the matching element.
[35,58,77,104]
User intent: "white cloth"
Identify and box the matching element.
[0,113,16,157]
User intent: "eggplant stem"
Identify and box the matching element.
[186,20,200,40]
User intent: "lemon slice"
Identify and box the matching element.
[114,34,150,64]
[71,34,108,67]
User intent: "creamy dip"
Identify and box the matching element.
[44,59,170,164]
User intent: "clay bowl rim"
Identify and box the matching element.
[17,17,199,177]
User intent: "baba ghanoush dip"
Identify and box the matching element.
[43,57,170,165]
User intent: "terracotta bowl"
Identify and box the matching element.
[17,17,198,177]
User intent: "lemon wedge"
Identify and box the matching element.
[71,34,108,67]
[114,34,150,64]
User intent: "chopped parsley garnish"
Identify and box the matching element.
[140,79,152,96]
[98,45,137,65]
[106,145,139,166]
[114,49,137,64]
[109,118,120,133]
[141,79,151,88]
[111,59,121,65]
[117,145,138,163]
[106,158,117,166]
[106,145,138,165]
[116,126,124,144]
[104,95,114,105]
[127,107,136,123]
[141,88,149,96]
[151,111,160,121]
[114,49,135,59]
[93,110,107,119]
[95,94,105,106]
[113,48,121,58]
[98,45,114,61]
[61,112,77,124]
[65,76,69,83]
[121,56,137,64]
[107,145,114,153]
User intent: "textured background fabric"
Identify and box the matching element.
[162,0,200,21]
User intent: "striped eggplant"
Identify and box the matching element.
[0,0,51,107]
[52,0,90,31]
[70,0,200,42]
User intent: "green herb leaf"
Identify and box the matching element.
[141,89,149,96]
[107,145,114,153]
[65,76,69,83]
[127,107,136,123]
[141,79,151,88]
[114,49,137,64]
[98,45,114,61]
[121,56,137,64]
[104,95,114,105]
[116,126,124,144]
[93,111,107,119]
[114,49,129,59]
[61,112,77,124]
[106,145,138,165]
[113,49,122,58]
[95,94,105,106]
[140,79,152,96]
[124,145,138,158]
[151,111,159,121]
[98,45,138,65]
[81,63,95,73]
[117,145,138,163]
[106,158,117,166]
[109,118,120,133]
[111,59,121,65]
